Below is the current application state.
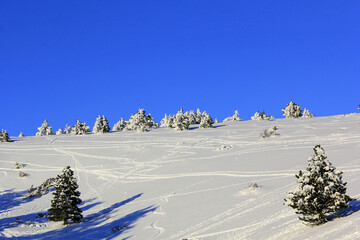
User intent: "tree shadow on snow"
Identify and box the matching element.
[5,193,157,240]
[327,199,360,221]
[0,197,101,233]
[0,189,36,214]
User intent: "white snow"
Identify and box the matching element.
[1,114,360,239]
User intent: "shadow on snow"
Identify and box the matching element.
[3,193,157,240]
[327,199,360,221]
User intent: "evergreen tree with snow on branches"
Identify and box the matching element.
[36,119,55,136]
[282,101,303,118]
[284,145,353,225]
[302,108,315,118]
[124,109,158,132]
[223,110,243,122]
[48,166,83,225]
[0,129,11,142]
[199,112,214,129]
[251,110,274,121]
[112,117,127,131]
[71,120,90,135]
[93,115,110,133]
[64,124,72,134]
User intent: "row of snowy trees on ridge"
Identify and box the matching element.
[0,101,316,139]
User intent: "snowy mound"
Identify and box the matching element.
[1,114,360,239]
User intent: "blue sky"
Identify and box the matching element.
[1,1,359,136]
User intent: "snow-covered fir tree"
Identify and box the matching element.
[160,114,174,128]
[199,112,214,129]
[195,108,203,124]
[174,109,191,131]
[0,129,11,142]
[214,118,219,124]
[251,110,274,121]
[282,101,303,118]
[93,115,110,133]
[56,129,64,135]
[112,117,127,131]
[64,124,72,134]
[48,166,83,225]
[302,108,315,118]
[124,109,158,132]
[36,119,55,136]
[185,110,197,124]
[19,132,24,137]
[223,110,243,122]
[284,145,353,225]
[71,120,90,135]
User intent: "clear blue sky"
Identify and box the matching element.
[1,1,359,136]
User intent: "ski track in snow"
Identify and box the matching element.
[1,114,360,239]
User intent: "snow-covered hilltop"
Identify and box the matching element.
[1,113,360,239]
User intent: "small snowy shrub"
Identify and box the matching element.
[112,117,127,131]
[24,177,56,198]
[302,108,315,118]
[199,112,214,129]
[18,171,29,178]
[19,132,24,137]
[223,110,243,122]
[71,120,90,135]
[260,126,279,139]
[36,119,55,136]
[64,124,72,134]
[251,111,274,121]
[282,101,303,118]
[13,162,25,169]
[0,129,11,142]
[56,129,64,135]
[125,109,158,132]
[284,145,353,225]
[93,115,110,133]
[48,166,83,225]
[214,118,219,123]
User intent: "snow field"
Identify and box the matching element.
[1,114,360,239]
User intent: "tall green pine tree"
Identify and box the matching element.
[48,166,83,225]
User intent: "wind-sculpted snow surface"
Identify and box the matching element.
[1,114,360,239]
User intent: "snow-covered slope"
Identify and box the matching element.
[1,114,360,239]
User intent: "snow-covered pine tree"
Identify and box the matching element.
[195,108,203,124]
[64,124,72,134]
[199,112,214,129]
[125,109,158,132]
[282,101,303,118]
[36,119,55,136]
[0,129,11,142]
[160,114,175,128]
[19,132,24,137]
[223,110,243,122]
[112,117,127,131]
[48,166,83,225]
[93,115,110,133]
[71,120,90,135]
[174,108,190,131]
[251,110,274,121]
[302,108,315,118]
[186,110,197,124]
[284,145,353,225]
[56,129,64,135]
[214,118,219,124]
